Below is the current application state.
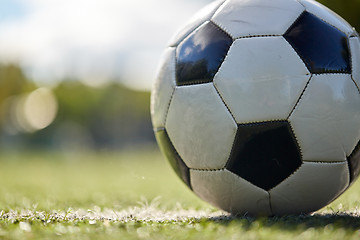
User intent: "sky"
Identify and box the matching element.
[0,0,210,90]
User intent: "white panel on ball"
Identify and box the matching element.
[290,74,360,162]
[150,48,176,129]
[168,0,226,47]
[214,36,310,124]
[350,37,360,91]
[269,162,349,215]
[211,0,304,39]
[191,169,271,216]
[297,0,354,36]
[166,83,237,170]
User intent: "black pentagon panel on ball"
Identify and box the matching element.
[176,21,233,86]
[348,141,360,186]
[226,121,302,191]
[155,130,192,189]
[284,11,351,74]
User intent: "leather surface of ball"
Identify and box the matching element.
[151,0,360,216]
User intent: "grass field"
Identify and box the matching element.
[0,149,360,239]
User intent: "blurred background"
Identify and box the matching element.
[0,0,358,153]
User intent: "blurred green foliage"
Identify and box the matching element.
[0,64,36,102]
[319,0,360,31]
[52,81,153,149]
[0,64,153,150]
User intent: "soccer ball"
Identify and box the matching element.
[151,0,360,216]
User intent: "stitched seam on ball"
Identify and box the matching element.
[210,19,234,40]
[213,82,236,123]
[267,192,274,217]
[176,80,214,86]
[173,21,209,71]
[308,12,349,36]
[224,122,240,169]
[313,73,352,76]
[173,22,209,48]
[284,11,351,74]
[302,160,348,164]
[348,37,354,74]
[190,167,226,172]
[164,131,193,190]
[169,22,206,48]
[210,19,234,42]
[348,139,360,161]
[211,18,283,40]
[287,121,304,162]
[287,74,313,120]
[164,87,176,129]
[212,82,238,168]
[169,32,195,48]
[345,162,351,189]
[169,0,228,48]
[224,119,299,176]
[347,140,360,184]
[226,169,271,194]
[210,0,228,20]
[235,119,288,126]
[283,12,312,73]
[346,157,352,188]
[292,3,350,36]
[268,160,350,198]
[235,34,282,40]
[267,162,304,191]
[152,47,176,129]
[211,21,234,72]
[283,35,311,74]
[176,21,233,87]
[213,20,284,40]
[236,120,287,125]
[312,71,353,75]
[349,36,360,93]
[294,0,306,9]
[351,76,360,94]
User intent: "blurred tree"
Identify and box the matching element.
[0,64,36,132]
[52,81,154,150]
[0,64,36,102]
